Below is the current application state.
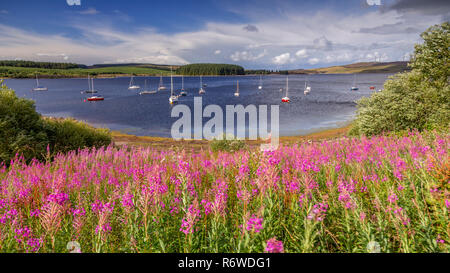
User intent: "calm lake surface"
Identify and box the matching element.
[3,74,391,137]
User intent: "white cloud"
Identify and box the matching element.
[0,6,444,68]
[295,49,308,58]
[0,10,8,14]
[308,58,320,65]
[230,49,267,61]
[36,53,70,61]
[272,53,294,65]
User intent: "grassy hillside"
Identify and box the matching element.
[0,65,172,78]
[290,62,411,74]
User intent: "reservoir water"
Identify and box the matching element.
[3,74,391,137]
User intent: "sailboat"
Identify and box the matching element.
[234,81,240,97]
[351,74,359,91]
[139,79,157,95]
[169,68,178,104]
[158,75,167,91]
[180,75,187,96]
[258,75,263,90]
[32,74,48,91]
[281,76,290,103]
[198,75,206,94]
[87,78,104,101]
[128,76,140,90]
[304,77,311,95]
[84,74,98,94]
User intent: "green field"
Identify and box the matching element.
[290,62,411,74]
[0,65,172,78]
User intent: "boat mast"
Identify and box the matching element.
[170,67,174,96]
[237,80,239,94]
[91,77,94,91]
[182,75,184,90]
[88,73,91,91]
[286,76,289,97]
[36,74,39,87]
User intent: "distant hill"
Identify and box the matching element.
[289,61,411,74]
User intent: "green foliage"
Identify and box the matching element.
[210,136,246,153]
[0,82,111,164]
[0,60,83,69]
[0,84,49,163]
[0,65,170,78]
[176,63,245,76]
[351,22,450,136]
[44,118,111,155]
[409,22,450,85]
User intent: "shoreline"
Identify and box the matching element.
[111,123,353,149]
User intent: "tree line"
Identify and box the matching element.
[0,60,84,69]
[176,64,245,75]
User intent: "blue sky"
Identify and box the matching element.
[0,0,449,69]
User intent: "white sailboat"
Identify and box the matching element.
[169,68,178,104]
[198,75,206,94]
[87,78,104,101]
[304,77,311,95]
[234,80,240,97]
[258,75,263,90]
[180,75,187,96]
[32,74,48,91]
[139,79,157,95]
[128,75,140,90]
[351,74,359,91]
[158,75,167,91]
[281,76,290,103]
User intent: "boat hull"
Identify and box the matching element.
[87,97,104,101]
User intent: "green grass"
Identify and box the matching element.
[0,65,171,78]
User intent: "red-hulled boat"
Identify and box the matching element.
[87,96,104,101]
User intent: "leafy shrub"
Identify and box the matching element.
[0,85,49,163]
[44,118,111,155]
[351,22,450,136]
[0,82,112,164]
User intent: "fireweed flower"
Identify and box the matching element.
[307,203,328,222]
[246,215,263,233]
[265,238,284,253]
[388,193,398,204]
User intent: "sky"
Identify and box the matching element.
[0,0,449,69]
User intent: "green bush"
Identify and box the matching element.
[351,22,450,136]
[0,82,112,164]
[0,85,49,163]
[44,118,111,155]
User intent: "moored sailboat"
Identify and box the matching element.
[198,75,206,94]
[169,68,178,104]
[128,76,140,90]
[281,76,290,103]
[180,75,187,96]
[32,74,48,91]
[234,81,240,97]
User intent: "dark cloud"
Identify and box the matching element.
[357,22,420,35]
[243,24,259,32]
[385,0,450,16]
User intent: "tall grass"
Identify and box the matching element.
[0,130,448,253]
